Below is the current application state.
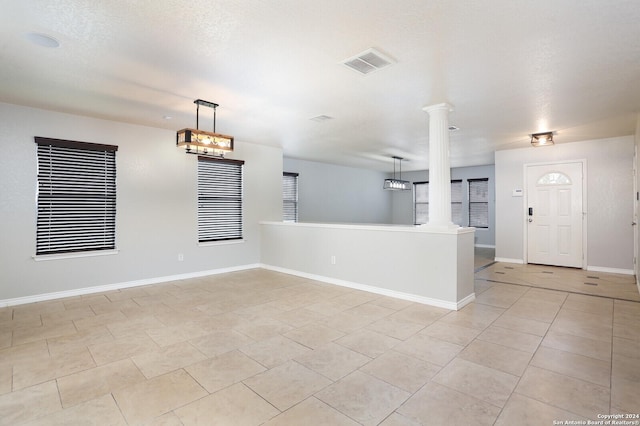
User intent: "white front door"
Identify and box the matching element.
[526,162,584,268]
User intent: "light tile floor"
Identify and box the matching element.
[477,262,640,302]
[1,263,639,425]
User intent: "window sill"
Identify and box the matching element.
[198,239,245,247]
[33,249,119,262]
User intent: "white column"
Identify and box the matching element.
[422,103,458,229]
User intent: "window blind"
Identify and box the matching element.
[197,156,244,242]
[469,178,489,228]
[414,181,429,224]
[35,137,117,255]
[451,180,463,226]
[282,172,298,222]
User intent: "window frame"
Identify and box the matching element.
[450,179,464,226]
[197,156,245,243]
[468,177,489,228]
[282,172,299,222]
[413,181,429,225]
[34,137,118,257]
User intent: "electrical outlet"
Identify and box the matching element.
[178,253,184,261]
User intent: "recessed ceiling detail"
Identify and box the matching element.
[342,48,394,75]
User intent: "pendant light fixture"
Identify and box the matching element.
[383,156,411,190]
[176,99,234,157]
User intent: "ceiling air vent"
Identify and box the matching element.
[342,48,395,75]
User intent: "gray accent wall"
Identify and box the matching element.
[283,158,496,247]
[0,102,283,300]
[283,157,392,224]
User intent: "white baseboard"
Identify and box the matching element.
[474,244,496,249]
[494,257,524,264]
[3,262,477,311]
[0,264,261,308]
[260,263,472,311]
[456,293,476,310]
[586,266,635,276]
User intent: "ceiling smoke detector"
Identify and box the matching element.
[342,48,395,75]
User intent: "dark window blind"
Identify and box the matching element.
[414,181,429,225]
[35,137,117,255]
[282,172,298,222]
[469,178,489,228]
[198,157,244,242]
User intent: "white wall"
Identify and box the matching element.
[495,136,635,271]
[283,157,392,224]
[0,102,283,301]
[389,165,496,247]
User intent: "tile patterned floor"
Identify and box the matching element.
[1,265,639,425]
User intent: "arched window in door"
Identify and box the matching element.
[537,172,571,185]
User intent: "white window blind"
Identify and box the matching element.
[35,137,117,255]
[469,178,489,228]
[197,156,244,242]
[282,172,298,222]
[451,180,463,226]
[414,181,429,225]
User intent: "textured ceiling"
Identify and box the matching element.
[1,0,639,171]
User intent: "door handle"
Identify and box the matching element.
[633,222,637,226]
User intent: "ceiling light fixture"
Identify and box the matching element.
[383,156,411,191]
[176,99,234,157]
[531,131,554,147]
